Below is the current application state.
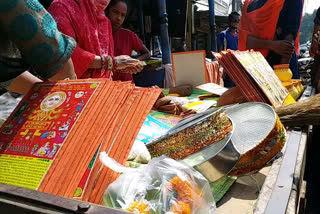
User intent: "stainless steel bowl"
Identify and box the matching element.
[148,108,240,182]
[179,117,239,182]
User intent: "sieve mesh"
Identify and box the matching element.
[225,103,276,154]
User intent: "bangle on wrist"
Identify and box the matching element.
[100,55,105,69]
[112,57,116,71]
[105,56,113,71]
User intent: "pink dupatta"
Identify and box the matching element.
[49,0,114,79]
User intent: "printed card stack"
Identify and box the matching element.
[213,50,289,107]
[0,79,161,204]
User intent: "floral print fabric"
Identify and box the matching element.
[0,0,76,86]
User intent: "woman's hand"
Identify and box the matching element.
[270,40,294,58]
[117,62,144,74]
[49,59,76,80]
[7,72,42,95]
[114,55,139,69]
[114,55,144,74]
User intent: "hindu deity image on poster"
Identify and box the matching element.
[0,82,100,190]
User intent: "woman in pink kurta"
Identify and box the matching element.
[48,0,142,79]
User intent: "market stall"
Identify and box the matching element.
[0,47,313,214]
[0,86,311,214]
[0,0,314,212]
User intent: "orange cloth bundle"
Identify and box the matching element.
[205,61,223,85]
[0,79,161,204]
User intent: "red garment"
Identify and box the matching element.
[112,28,143,82]
[48,0,114,79]
[238,0,285,57]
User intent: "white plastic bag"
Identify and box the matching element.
[0,92,22,127]
[103,154,216,214]
[127,140,151,164]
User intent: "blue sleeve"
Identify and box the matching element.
[277,0,303,39]
[217,32,225,48]
[0,0,76,81]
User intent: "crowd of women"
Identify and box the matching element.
[0,0,149,94]
[1,0,318,95]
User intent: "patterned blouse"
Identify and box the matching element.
[0,0,76,87]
